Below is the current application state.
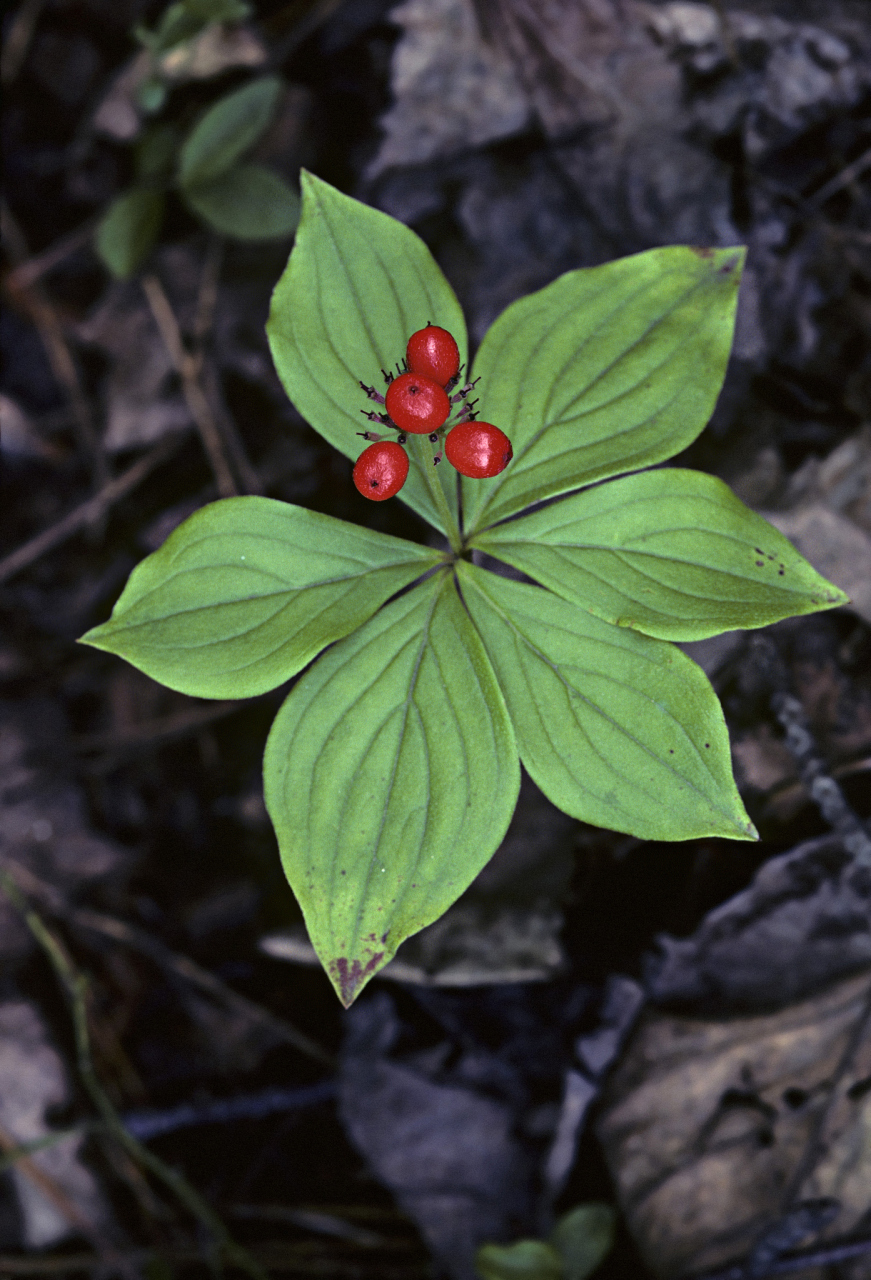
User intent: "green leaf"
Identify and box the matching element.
[474,469,849,641]
[263,570,519,1005]
[79,497,442,699]
[138,0,251,56]
[458,563,756,842]
[178,75,282,186]
[95,188,164,279]
[182,163,300,240]
[266,170,468,536]
[550,1204,616,1280]
[475,1240,564,1280]
[461,245,745,534]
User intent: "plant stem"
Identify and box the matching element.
[409,435,462,553]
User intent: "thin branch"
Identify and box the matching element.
[0,434,182,585]
[771,690,871,865]
[142,273,239,498]
[0,1249,432,1277]
[0,870,269,1280]
[1,858,335,1070]
[73,699,247,756]
[4,218,98,291]
[684,1233,871,1279]
[809,145,871,208]
[2,201,106,486]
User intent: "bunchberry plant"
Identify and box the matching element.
[80,172,847,1005]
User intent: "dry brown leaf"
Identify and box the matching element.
[597,968,871,1278]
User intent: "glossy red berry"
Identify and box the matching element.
[352,441,409,501]
[406,326,461,387]
[445,422,513,478]
[385,372,451,434]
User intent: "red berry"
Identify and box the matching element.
[445,422,513,478]
[406,326,461,386]
[352,441,409,501]
[385,372,451,434]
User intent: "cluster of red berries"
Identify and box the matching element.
[352,325,513,501]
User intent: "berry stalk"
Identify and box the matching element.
[407,434,462,552]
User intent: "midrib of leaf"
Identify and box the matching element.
[130,562,429,612]
[325,580,443,951]
[117,591,378,669]
[469,574,727,807]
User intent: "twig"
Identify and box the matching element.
[2,201,106,487]
[684,1233,871,1278]
[0,858,335,1070]
[0,0,46,84]
[0,870,269,1280]
[142,273,239,498]
[4,218,98,291]
[809,145,871,208]
[771,691,871,866]
[122,1082,336,1141]
[75,906,336,1069]
[194,233,225,344]
[0,1248,432,1277]
[192,236,263,494]
[0,434,182,585]
[73,699,247,756]
[0,1127,88,1175]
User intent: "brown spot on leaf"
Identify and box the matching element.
[691,246,715,259]
[329,951,385,1007]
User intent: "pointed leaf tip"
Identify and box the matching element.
[328,951,386,1007]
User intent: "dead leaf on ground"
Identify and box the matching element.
[75,281,191,452]
[597,967,871,1278]
[0,1000,111,1248]
[647,833,871,1010]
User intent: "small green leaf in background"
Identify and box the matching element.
[263,571,519,1005]
[178,74,282,186]
[79,497,442,699]
[550,1204,616,1280]
[476,1239,564,1280]
[461,246,744,534]
[475,1202,616,1280]
[95,188,165,279]
[182,163,300,240]
[474,469,848,641]
[459,562,756,842]
[267,170,467,536]
[138,0,251,58]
